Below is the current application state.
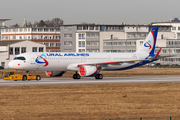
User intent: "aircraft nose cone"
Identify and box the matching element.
[8,61,15,69]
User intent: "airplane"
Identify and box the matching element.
[8,27,166,80]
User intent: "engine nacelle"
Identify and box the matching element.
[79,66,98,77]
[45,71,66,77]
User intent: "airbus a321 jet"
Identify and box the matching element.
[8,27,166,80]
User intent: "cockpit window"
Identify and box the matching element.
[13,57,26,60]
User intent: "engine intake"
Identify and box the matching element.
[79,66,98,77]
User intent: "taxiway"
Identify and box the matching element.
[0,75,180,86]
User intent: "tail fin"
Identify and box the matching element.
[137,27,158,55]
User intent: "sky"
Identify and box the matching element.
[1,0,180,26]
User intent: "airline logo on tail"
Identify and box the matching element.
[144,40,152,49]
[35,54,49,67]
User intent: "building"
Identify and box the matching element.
[60,24,100,52]
[1,27,60,52]
[60,23,180,65]
[0,40,46,68]
[2,17,180,65]
[0,19,11,41]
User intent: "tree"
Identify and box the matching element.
[51,18,63,27]
[11,23,20,28]
[38,20,46,27]
[44,20,54,27]
[33,21,39,27]
[27,22,32,27]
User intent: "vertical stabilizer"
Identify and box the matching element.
[137,27,158,55]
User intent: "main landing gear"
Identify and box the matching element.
[95,74,103,79]
[73,72,103,80]
[73,72,81,79]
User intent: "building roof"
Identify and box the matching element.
[0,19,11,22]
[0,40,24,46]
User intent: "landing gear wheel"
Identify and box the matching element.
[76,74,81,79]
[99,74,103,79]
[95,74,99,79]
[73,74,81,79]
[22,75,27,81]
[73,74,77,79]
[95,74,103,79]
[36,75,41,81]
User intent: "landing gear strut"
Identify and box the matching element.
[73,72,81,79]
[95,74,103,79]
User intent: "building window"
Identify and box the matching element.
[78,41,81,47]
[19,36,22,39]
[172,27,176,30]
[64,33,72,38]
[89,26,94,30]
[77,26,82,30]
[50,28,54,31]
[79,34,82,39]
[44,28,49,31]
[19,28,22,32]
[56,43,60,47]
[13,36,16,39]
[82,34,85,39]
[44,43,49,47]
[161,35,164,39]
[83,26,88,30]
[9,47,13,55]
[32,47,37,52]
[21,47,26,53]
[39,47,44,52]
[15,47,20,55]
[50,43,55,47]
[87,41,99,46]
[1,62,5,67]
[111,35,113,39]
[64,41,72,46]
[86,33,99,38]
[64,26,72,30]
[82,41,85,47]
[95,26,99,30]
[79,49,85,52]
[79,33,85,39]
[178,27,180,30]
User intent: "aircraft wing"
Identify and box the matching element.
[77,59,145,67]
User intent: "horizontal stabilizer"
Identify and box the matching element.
[148,55,176,60]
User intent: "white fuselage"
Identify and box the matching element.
[8,52,149,71]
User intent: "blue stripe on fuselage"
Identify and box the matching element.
[106,59,158,71]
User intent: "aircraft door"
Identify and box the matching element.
[30,54,36,64]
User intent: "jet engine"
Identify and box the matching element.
[78,66,98,77]
[45,71,66,77]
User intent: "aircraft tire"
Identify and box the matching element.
[99,74,103,79]
[73,74,77,79]
[76,74,81,79]
[22,75,27,81]
[36,75,41,81]
[95,74,99,79]
[95,74,103,79]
